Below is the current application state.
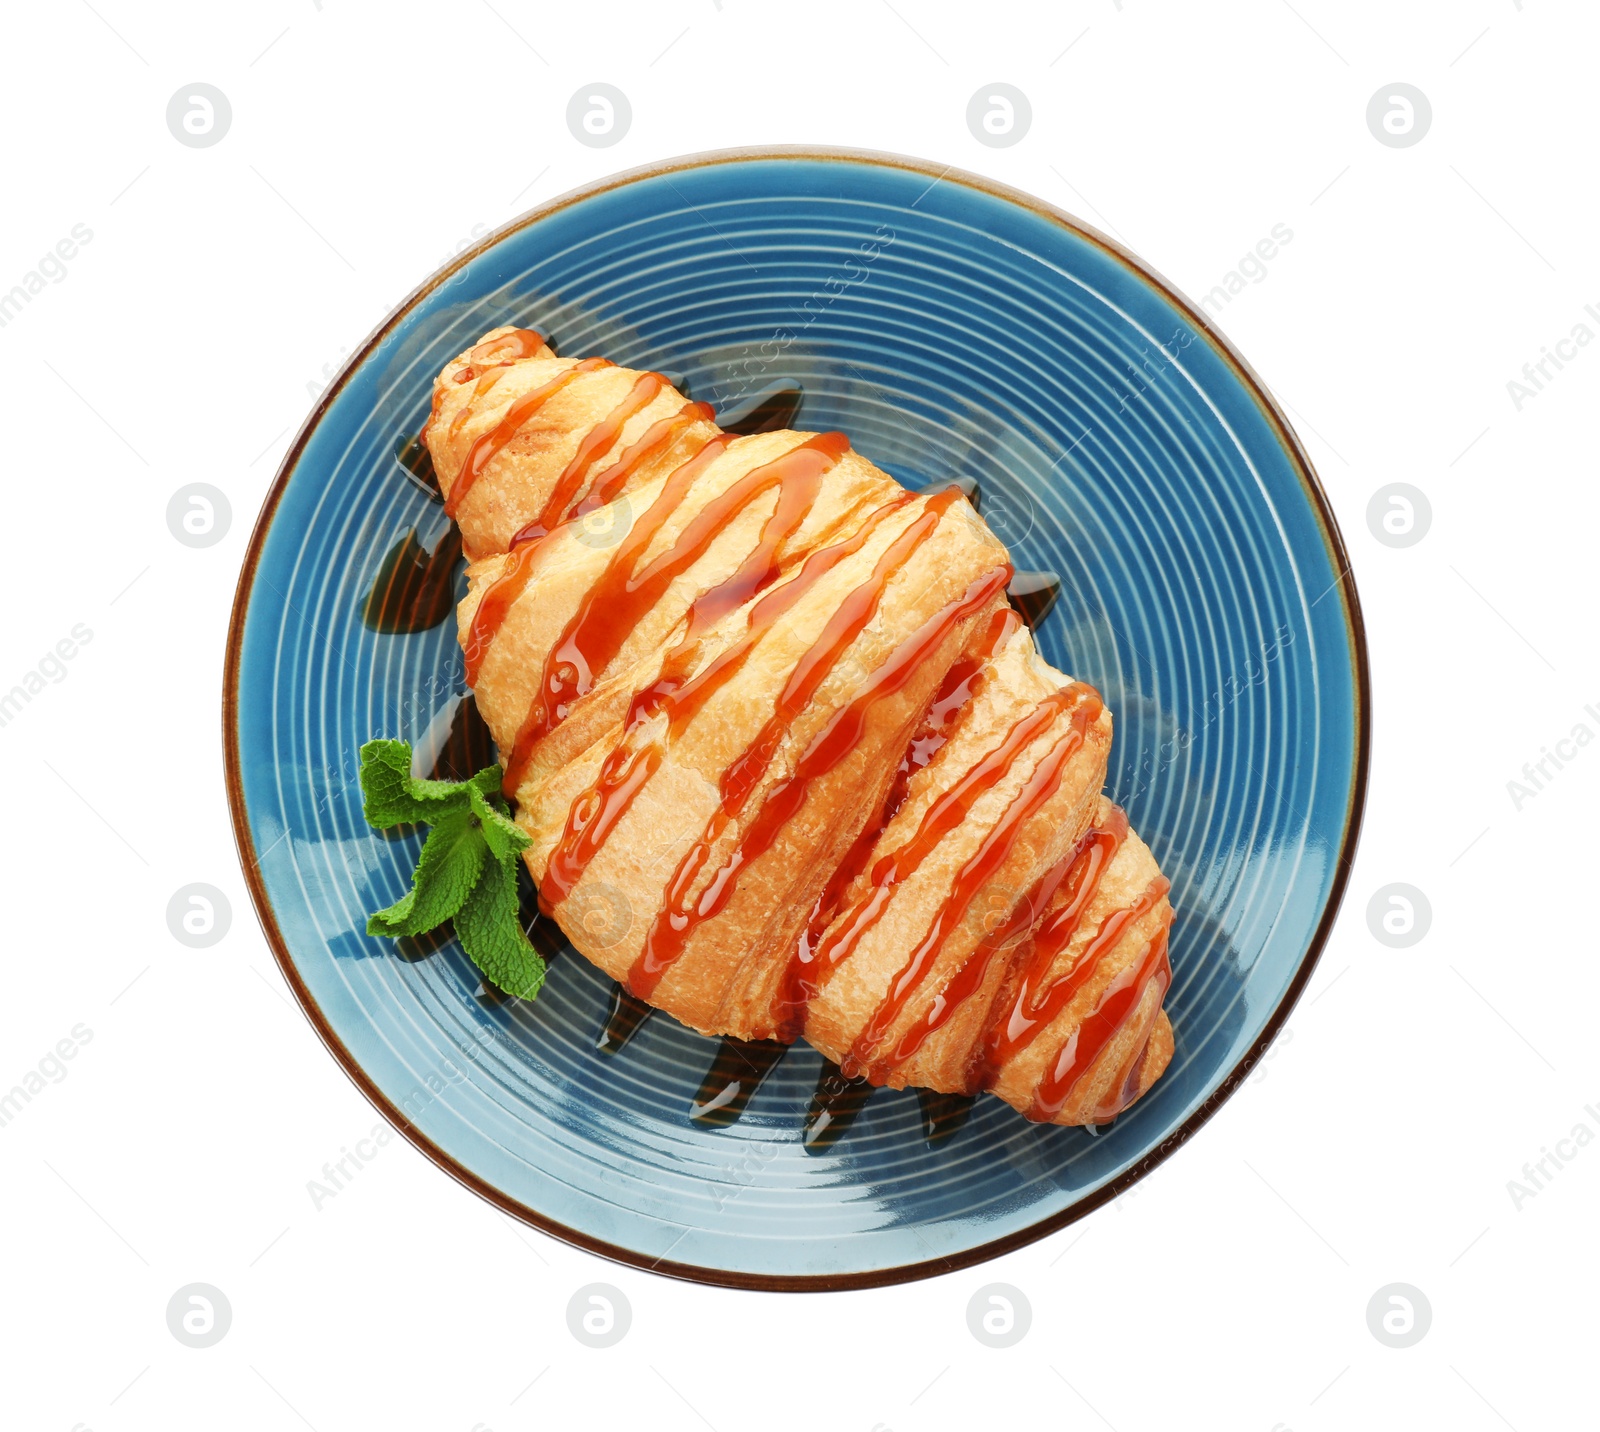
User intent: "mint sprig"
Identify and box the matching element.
[358,739,546,1001]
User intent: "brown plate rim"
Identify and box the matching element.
[222,143,1372,1293]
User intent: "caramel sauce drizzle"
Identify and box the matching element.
[839,686,1103,1081]
[626,565,1012,1012]
[671,432,854,647]
[881,606,1022,825]
[507,371,668,548]
[460,407,721,685]
[489,432,732,774]
[982,807,1133,1074]
[440,329,551,439]
[995,869,1171,1094]
[782,605,1024,1029]
[459,531,545,687]
[540,492,918,908]
[446,368,515,442]
[1105,965,1171,1119]
[510,400,714,548]
[731,564,1009,1032]
[461,326,547,371]
[626,492,969,1000]
[444,357,612,522]
[430,343,1182,1124]
[1095,955,1170,1123]
[788,825,880,1014]
[794,682,1099,1021]
[1030,916,1172,1121]
[502,433,849,795]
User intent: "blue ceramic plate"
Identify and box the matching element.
[226,148,1368,1289]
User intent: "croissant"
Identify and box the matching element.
[424,325,1177,1127]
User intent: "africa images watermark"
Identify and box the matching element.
[0,623,95,730]
[1114,323,1194,414]
[0,223,95,330]
[305,1027,507,1209]
[1122,622,1296,800]
[1504,301,1600,411]
[1504,700,1600,809]
[1506,1101,1600,1211]
[0,1024,95,1130]
[1199,223,1296,316]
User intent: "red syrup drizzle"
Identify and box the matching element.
[1096,951,1170,1123]
[443,357,612,522]
[787,680,1095,1030]
[782,606,1024,1024]
[699,564,1009,1035]
[993,868,1171,1096]
[836,685,1104,1082]
[980,807,1133,1075]
[539,491,921,909]
[469,428,735,702]
[882,607,1023,824]
[461,405,721,685]
[503,371,668,548]
[1110,945,1176,1117]
[622,491,974,1000]
[429,328,552,449]
[451,326,549,382]
[445,330,555,442]
[445,368,519,442]
[502,433,850,795]
[508,400,715,549]
[1030,915,1172,1122]
[622,565,1013,1008]
[420,329,549,448]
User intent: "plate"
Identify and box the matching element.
[225,147,1369,1289]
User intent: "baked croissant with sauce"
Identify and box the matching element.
[423,325,1177,1127]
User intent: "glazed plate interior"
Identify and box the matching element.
[227,149,1366,1288]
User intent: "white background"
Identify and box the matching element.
[1,1,1594,1427]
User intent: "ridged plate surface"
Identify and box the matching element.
[225,148,1367,1288]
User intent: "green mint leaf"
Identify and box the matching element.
[360,739,466,826]
[359,739,507,828]
[468,783,532,862]
[453,853,546,1001]
[366,806,488,938]
[359,737,540,1004]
